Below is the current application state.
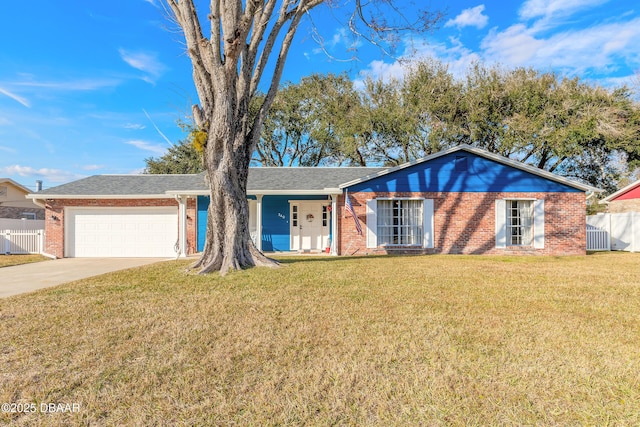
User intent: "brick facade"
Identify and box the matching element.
[43,198,197,258]
[338,192,586,256]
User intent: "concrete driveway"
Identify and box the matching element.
[0,258,168,298]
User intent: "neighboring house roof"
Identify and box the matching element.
[339,145,601,193]
[600,178,640,203]
[1,178,45,210]
[27,145,600,199]
[0,178,32,194]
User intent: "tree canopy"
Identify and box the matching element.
[252,60,640,192]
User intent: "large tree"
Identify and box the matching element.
[164,0,440,274]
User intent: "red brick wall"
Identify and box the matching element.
[338,192,586,256]
[44,198,198,258]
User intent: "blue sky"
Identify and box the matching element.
[1,0,639,190]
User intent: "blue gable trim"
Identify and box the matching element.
[346,151,581,193]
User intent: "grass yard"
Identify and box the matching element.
[0,254,49,268]
[1,253,639,426]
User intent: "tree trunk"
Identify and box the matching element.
[192,112,279,275]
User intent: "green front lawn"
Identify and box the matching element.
[1,253,639,426]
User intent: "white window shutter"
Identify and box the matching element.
[423,199,434,248]
[366,199,377,248]
[533,199,545,249]
[495,199,506,248]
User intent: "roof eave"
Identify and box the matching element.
[247,189,342,196]
[166,189,343,197]
[26,194,173,200]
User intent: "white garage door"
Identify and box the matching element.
[66,207,178,257]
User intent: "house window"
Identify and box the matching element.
[21,212,37,220]
[377,199,423,245]
[507,200,533,245]
[322,205,328,227]
[292,205,298,227]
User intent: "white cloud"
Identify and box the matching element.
[124,123,146,130]
[446,5,489,29]
[357,59,407,86]
[481,24,544,65]
[481,17,640,77]
[119,49,167,84]
[0,87,30,108]
[125,140,167,155]
[12,78,121,91]
[356,38,482,86]
[0,165,85,183]
[519,0,611,20]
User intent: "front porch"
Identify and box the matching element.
[195,194,340,255]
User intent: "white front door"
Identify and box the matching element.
[290,202,329,251]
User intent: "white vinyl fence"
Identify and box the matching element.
[0,218,45,230]
[587,212,640,252]
[1,229,44,254]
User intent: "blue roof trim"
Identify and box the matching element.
[346,150,583,193]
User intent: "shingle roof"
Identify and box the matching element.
[247,167,385,192]
[29,167,385,197]
[32,174,207,197]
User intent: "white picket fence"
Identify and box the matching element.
[1,229,44,254]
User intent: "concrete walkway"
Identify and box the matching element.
[0,258,167,298]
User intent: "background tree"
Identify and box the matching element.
[255,73,364,166]
[144,139,204,174]
[164,0,441,274]
[353,60,640,191]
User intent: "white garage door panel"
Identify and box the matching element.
[67,208,178,257]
